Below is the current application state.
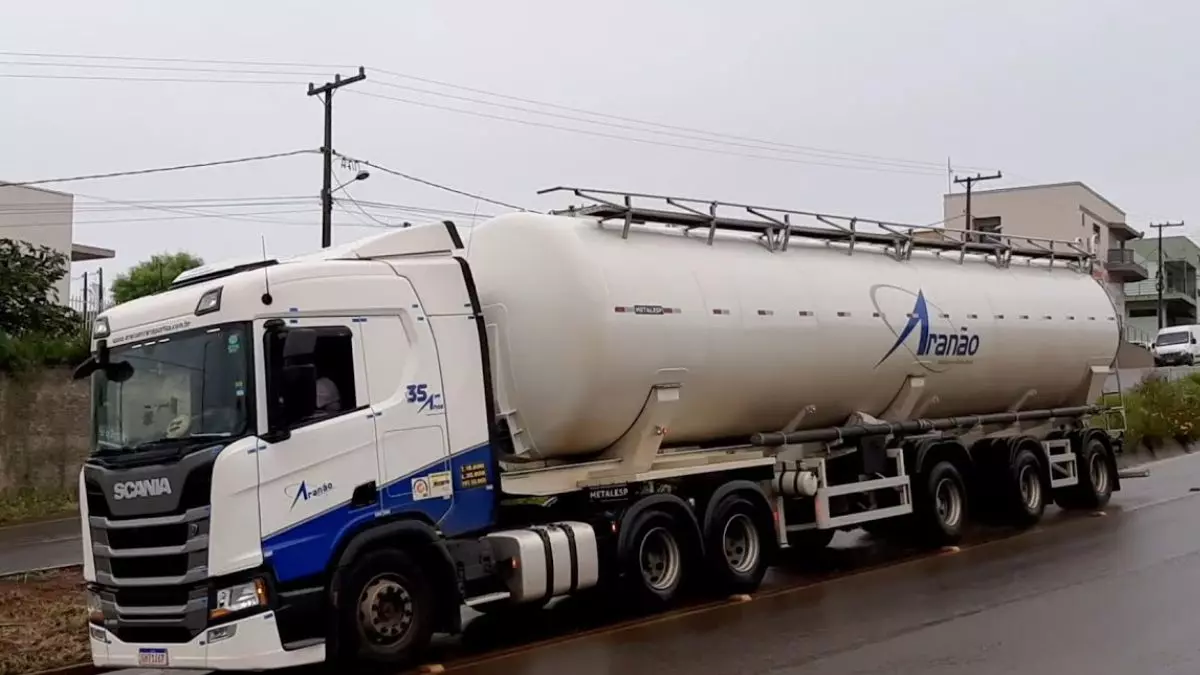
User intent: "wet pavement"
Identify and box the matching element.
[29,449,1200,674]
[448,451,1200,675]
[0,516,81,576]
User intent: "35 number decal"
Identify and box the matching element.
[405,384,429,403]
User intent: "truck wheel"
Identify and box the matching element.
[1055,437,1113,510]
[620,507,692,610]
[335,548,434,667]
[913,460,968,546]
[703,494,770,595]
[1007,447,1047,528]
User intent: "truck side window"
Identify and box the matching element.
[267,325,360,429]
[306,327,358,423]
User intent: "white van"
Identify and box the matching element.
[1152,324,1200,366]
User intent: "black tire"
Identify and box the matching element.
[1055,436,1114,510]
[333,548,435,667]
[786,527,836,552]
[703,494,771,596]
[619,507,693,611]
[1006,447,1047,528]
[913,460,968,546]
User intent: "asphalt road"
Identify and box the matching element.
[0,516,81,576]
[447,451,1200,675]
[17,450,1200,675]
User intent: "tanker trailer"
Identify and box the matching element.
[76,187,1124,671]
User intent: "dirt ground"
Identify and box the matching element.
[0,567,88,675]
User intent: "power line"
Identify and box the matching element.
[0,59,331,77]
[3,50,991,175]
[0,196,316,214]
[1,149,317,188]
[369,66,988,173]
[0,73,304,86]
[352,90,947,177]
[0,208,319,228]
[364,80,949,172]
[340,155,529,211]
[0,50,355,69]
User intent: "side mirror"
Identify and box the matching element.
[281,364,317,422]
[283,328,317,360]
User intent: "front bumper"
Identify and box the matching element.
[90,611,324,671]
[1154,351,1193,366]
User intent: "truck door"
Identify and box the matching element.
[355,287,453,524]
[256,317,378,583]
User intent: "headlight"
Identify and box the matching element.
[211,578,267,620]
[92,317,110,339]
[86,590,103,624]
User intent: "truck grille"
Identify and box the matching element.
[90,506,211,643]
[84,448,222,644]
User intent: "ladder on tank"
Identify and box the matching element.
[538,186,1097,270]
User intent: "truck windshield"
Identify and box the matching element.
[92,323,253,455]
[1156,331,1190,346]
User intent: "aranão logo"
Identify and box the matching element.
[870,285,980,372]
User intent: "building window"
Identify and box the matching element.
[973,216,1002,245]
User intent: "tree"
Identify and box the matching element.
[111,252,205,304]
[0,238,79,338]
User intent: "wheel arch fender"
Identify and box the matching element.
[328,515,462,634]
[617,493,703,562]
[700,480,777,552]
[911,437,972,478]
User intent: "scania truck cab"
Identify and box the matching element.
[79,224,506,669]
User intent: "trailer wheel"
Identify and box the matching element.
[1055,436,1114,510]
[334,548,434,667]
[703,494,770,595]
[1007,446,1047,527]
[620,507,692,610]
[913,460,968,546]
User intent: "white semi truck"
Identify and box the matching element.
[76,188,1124,670]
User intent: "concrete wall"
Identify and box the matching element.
[0,370,90,493]
[0,185,75,303]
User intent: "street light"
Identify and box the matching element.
[332,170,370,195]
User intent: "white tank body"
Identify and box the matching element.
[464,212,1120,460]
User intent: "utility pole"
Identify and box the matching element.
[307,66,367,248]
[953,171,1002,239]
[1150,220,1185,329]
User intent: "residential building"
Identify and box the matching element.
[0,184,115,303]
[1124,235,1200,339]
[940,181,1148,342]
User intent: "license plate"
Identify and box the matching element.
[137,648,169,667]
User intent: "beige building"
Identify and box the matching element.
[0,184,115,303]
[941,181,1147,340]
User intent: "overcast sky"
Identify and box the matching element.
[2,0,1198,296]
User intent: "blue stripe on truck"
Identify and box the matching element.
[262,442,497,583]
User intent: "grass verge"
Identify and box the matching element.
[0,489,79,528]
[0,567,87,675]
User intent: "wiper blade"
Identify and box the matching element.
[130,433,231,452]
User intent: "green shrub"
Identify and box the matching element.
[0,486,79,526]
[1118,373,1200,451]
[0,330,90,375]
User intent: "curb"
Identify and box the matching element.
[0,564,81,581]
[25,664,108,675]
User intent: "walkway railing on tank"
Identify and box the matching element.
[538,186,1095,272]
